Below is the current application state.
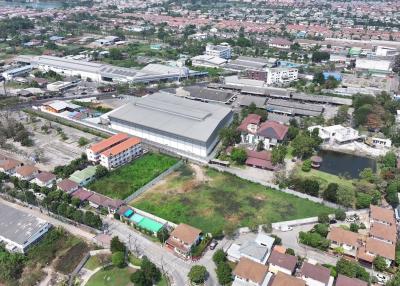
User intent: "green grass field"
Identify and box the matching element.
[132,165,334,236]
[88,153,179,200]
[296,166,355,192]
[86,266,135,286]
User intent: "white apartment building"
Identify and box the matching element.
[100,137,142,169]
[86,133,129,163]
[205,43,232,60]
[308,125,360,145]
[265,67,298,85]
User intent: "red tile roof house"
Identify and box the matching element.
[232,257,272,286]
[370,205,396,226]
[357,237,396,268]
[327,227,361,257]
[14,165,40,181]
[165,223,202,259]
[71,188,93,202]
[335,275,368,286]
[238,114,288,150]
[299,262,334,286]
[0,159,23,175]
[57,178,79,194]
[268,250,298,275]
[32,171,56,188]
[86,133,129,164]
[87,193,108,209]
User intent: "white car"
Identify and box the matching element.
[375,273,389,285]
[280,225,293,232]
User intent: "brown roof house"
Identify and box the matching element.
[270,271,306,286]
[15,165,39,181]
[232,257,272,286]
[335,275,368,286]
[166,223,202,259]
[299,262,334,286]
[33,171,56,188]
[370,205,396,226]
[357,237,395,267]
[238,114,288,150]
[327,227,361,257]
[0,158,22,175]
[268,250,298,275]
[57,179,79,194]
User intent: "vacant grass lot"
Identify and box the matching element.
[88,153,179,200]
[132,165,334,236]
[295,166,356,193]
[86,266,135,286]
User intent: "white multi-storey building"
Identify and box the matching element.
[205,43,232,60]
[100,137,142,169]
[265,67,298,85]
[86,133,129,163]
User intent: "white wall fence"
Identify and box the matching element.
[129,206,178,229]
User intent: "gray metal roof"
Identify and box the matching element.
[267,99,324,112]
[238,94,267,108]
[108,92,233,143]
[239,241,269,261]
[183,86,234,103]
[0,201,49,245]
[292,93,352,105]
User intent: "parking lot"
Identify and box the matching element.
[0,111,101,171]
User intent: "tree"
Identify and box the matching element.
[141,256,161,283]
[336,186,355,208]
[313,72,325,85]
[216,262,232,285]
[256,140,264,151]
[130,270,151,286]
[230,148,247,165]
[291,131,320,159]
[334,105,349,124]
[318,214,330,224]
[373,255,387,272]
[387,272,400,286]
[78,137,89,146]
[356,193,373,209]
[219,127,240,147]
[359,168,376,183]
[188,265,207,284]
[350,223,359,233]
[381,151,397,169]
[323,183,338,203]
[285,248,295,256]
[312,51,330,63]
[157,228,169,243]
[335,209,346,221]
[386,180,400,207]
[271,145,287,165]
[212,249,226,265]
[336,258,369,282]
[110,236,126,253]
[109,48,123,60]
[95,165,108,179]
[112,251,125,268]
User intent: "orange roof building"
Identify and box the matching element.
[86,133,129,163]
[99,137,142,169]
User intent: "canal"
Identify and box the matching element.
[317,150,377,179]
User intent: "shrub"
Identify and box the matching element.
[334,209,346,221]
[318,214,330,224]
[350,223,359,233]
[323,183,338,203]
[230,148,247,165]
[355,193,372,209]
[188,265,207,284]
[216,262,232,285]
[213,249,226,265]
[302,159,312,172]
[110,236,126,253]
[285,248,295,256]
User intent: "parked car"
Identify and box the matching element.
[280,225,293,232]
[209,240,218,250]
[375,273,389,285]
[329,219,337,224]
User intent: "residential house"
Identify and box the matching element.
[299,262,334,286]
[238,114,288,149]
[327,227,361,257]
[69,165,97,186]
[227,233,275,264]
[369,222,397,244]
[357,237,396,267]
[308,125,360,145]
[15,165,39,181]
[268,250,298,275]
[270,272,306,286]
[232,257,271,286]
[269,38,292,49]
[88,193,108,209]
[335,275,368,286]
[71,188,93,203]
[103,198,125,214]
[166,223,202,258]
[370,205,396,226]
[32,171,56,188]
[0,159,22,175]
[57,178,79,194]
[86,133,129,163]
[100,137,142,170]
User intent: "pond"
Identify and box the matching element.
[317,150,376,179]
[0,1,63,9]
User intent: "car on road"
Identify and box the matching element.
[280,225,293,232]
[209,240,218,250]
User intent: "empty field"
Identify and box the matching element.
[88,153,179,200]
[131,164,334,236]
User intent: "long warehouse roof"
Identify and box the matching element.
[107,92,233,143]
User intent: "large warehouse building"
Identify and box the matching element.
[0,201,52,253]
[14,55,205,84]
[106,92,233,159]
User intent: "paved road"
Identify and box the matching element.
[104,216,221,286]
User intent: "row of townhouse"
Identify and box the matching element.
[86,133,142,170]
[327,205,397,268]
[226,231,367,286]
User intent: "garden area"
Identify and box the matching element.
[131,164,333,236]
[86,265,135,286]
[88,153,179,200]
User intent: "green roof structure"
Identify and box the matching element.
[138,217,164,233]
[69,165,97,186]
